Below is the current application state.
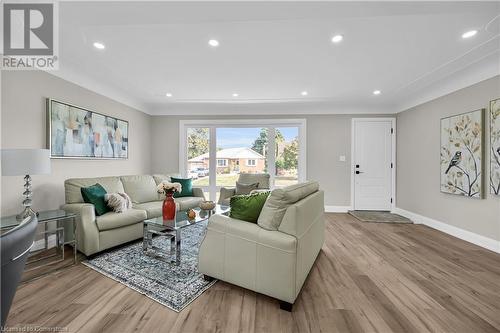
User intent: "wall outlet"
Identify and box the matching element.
[339,155,346,162]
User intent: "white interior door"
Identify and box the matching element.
[353,119,393,211]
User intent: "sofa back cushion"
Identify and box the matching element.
[120,175,158,204]
[257,181,319,231]
[235,181,259,195]
[152,173,181,185]
[238,173,270,189]
[65,176,124,204]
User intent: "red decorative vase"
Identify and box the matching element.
[162,192,176,220]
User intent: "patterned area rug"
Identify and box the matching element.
[348,210,413,224]
[82,220,216,312]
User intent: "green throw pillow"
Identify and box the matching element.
[171,177,193,198]
[81,183,110,216]
[229,191,270,223]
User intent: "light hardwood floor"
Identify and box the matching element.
[6,213,500,333]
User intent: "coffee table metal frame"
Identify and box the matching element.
[142,205,229,265]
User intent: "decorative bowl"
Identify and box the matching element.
[199,200,216,211]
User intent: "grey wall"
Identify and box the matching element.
[397,75,500,241]
[1,71,152,216]
[150,114,391,207]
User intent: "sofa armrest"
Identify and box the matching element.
[218,187,236,204]
[206,213,252,233]
[192,187,206,200]
[278,191,324,238]
[60,203,99,256]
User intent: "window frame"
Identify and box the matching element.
[179,119,307,201]
[246,159,256,166]
[217,159,227,167]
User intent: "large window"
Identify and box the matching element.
[180,120,306,201]
[275,127,299,187]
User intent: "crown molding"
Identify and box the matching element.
[396,52,500,113]
[44,66,149,114]
[147,102,397,116]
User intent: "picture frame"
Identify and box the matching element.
[440,109,484,198]
[46,98,129,159]
[490,98,500,196]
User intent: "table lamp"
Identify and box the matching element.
[1,149,51,220]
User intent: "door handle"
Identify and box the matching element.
[355,171,364,174]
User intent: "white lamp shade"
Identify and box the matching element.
[1,149,51,176]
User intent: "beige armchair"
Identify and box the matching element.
[218,173,270,205]
[199,181,325,311]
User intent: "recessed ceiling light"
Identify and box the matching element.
[462,30,478,39]
[208,39,219,47]
[232,93,239,97]
[165,93,173,97]
[331,35,343,43]
[93,42,105,50]
[301,91,308,96]
[373,90,381,95]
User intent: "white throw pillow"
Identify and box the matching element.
[105,192,132,213]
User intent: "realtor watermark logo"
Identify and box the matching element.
[1,1,59,70]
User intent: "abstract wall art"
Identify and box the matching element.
[440,109,484,198]
[47,99,129,159]
[490,98,500,196]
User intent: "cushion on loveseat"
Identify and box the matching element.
[95,208,147,231]
[133,201,163,219]
[65,176,124,204]
[152,173,181,185]
[120,175,159,204]
[257,181,319,231]
[81,183,110,216]
[238,173,270,189]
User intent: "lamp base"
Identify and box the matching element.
[16,207,37,221]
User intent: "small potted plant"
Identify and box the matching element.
[157,181,182,220]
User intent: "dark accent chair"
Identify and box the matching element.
[1,215,38,327]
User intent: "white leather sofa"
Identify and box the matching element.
[198,181,324,311]
[61,174,205,256]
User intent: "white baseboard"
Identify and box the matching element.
[325,205,353,213]
[32,234,57,252]
[393,207,500,254]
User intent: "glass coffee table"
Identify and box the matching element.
[143,204,229,265]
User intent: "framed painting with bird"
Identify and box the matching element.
[440,109,484,198]
[490,98,500,196]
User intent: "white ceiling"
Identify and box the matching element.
[55,1,500,115]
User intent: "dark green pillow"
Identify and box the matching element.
[171,177,193,198]
[229,191,270,223]
[81,183,110,216]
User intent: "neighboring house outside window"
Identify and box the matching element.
[188,147,266,174]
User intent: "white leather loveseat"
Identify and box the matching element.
[61,174,205,256]
[198,181,324,311]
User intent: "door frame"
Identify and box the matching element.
[350,117,396,211]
